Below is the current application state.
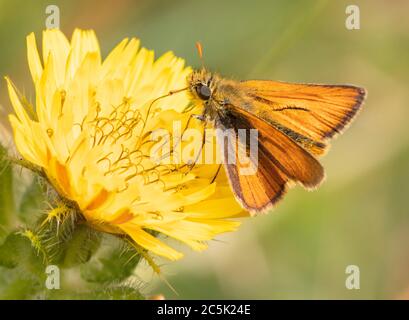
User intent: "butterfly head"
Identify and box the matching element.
[188,68,217,101]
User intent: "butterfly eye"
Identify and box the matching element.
[196,84,212,100]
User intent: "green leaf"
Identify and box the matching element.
[0,143,16,230]
[46,285,144,300]
[0,269,41,300]
[18,176,47,225]
[81,235,141,284]
[0,232,45,277]
[31,209,99,266]
[60,224,102,268]
[92,286,145,300]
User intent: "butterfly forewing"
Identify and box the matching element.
[239,80,366,153]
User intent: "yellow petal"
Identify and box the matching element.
[119,223,183,260]
[100,38,129,79]
[6,77,31,126]
[8,115,39,165]
[66,29,101,81]
[147,219,240,251]
[42,29,70,86]
[184,197,245,219]
[26,33,43,83]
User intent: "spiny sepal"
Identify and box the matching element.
[80,234,141,284]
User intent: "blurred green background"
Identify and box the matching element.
[0,0,408,299]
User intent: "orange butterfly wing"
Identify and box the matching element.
[217,107,324,215]
[238,80,366,155]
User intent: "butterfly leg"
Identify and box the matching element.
[210,164,222,184]
[154,112,205,166]
[192,114,205,121]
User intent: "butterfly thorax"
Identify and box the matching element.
[188,68,247,123]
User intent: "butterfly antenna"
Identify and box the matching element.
[137,86,189,147]
[195,41,205,69]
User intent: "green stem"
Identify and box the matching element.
[0,145,16,229]
[7,156,43,176]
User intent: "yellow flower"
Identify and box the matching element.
[7,29,245,260]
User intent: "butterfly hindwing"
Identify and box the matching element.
[216,107,324,215]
